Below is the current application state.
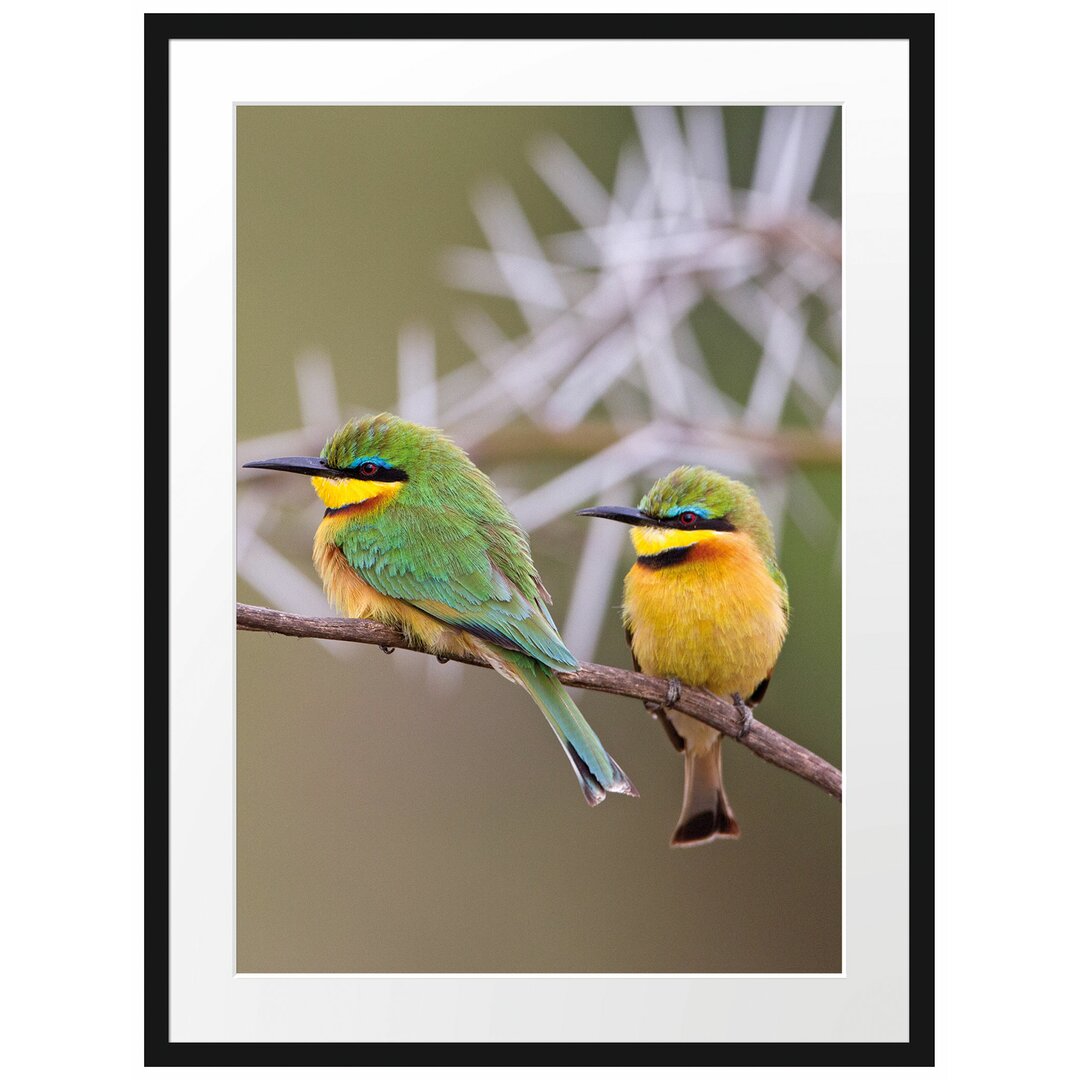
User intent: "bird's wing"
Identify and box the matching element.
[337,511,577,672]
[749,560,787,707]
[625,626,685,753]
[768,560,790,619]
[747,674,772,706]
[624,624,642,674]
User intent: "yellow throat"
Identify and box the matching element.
[310,474,402,510]
[630,525,715,557]
[623,524,787,698]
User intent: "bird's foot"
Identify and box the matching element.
[379,644,395,655]
[436,654,450,664]
[644,677,683,713]
[665,678,683,707]
[732,693,754,739]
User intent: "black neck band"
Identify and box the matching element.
[636,546,694,569]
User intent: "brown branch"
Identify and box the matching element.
[237,602,842,802]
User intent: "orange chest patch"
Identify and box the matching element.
[311,533,452,653]
[622,533,788,695]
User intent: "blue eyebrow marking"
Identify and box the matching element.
[667,504,710,519]
[348,456,392,470]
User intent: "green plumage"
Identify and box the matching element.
[490,647,634,805]
[319,414,635,804]
[324,415,577,670]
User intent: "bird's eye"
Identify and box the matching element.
[679,511,699,525]
[358,462,379,477]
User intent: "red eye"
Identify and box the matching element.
[359,462,379,477]
[679,511,699,525]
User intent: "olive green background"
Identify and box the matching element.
[237,106,841,973]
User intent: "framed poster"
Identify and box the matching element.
[148,12,932,1065]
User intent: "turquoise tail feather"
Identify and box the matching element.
[496,648,638,806]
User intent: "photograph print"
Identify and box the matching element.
[235,104,843,974]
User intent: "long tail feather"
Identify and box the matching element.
[671,740,740,846]
[497,649,638,805]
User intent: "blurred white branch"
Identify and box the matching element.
[238,106,842,663]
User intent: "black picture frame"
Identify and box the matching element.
[145,12,934,1067]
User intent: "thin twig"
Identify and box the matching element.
[237,603,842,802]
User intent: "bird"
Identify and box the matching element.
[579,466,788,845]
[244,412,637,806]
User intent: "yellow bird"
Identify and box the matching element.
[579,466,789,846]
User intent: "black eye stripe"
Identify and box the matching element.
[348,462,409,482]
[659,512,736,532]
[322,462,410,482]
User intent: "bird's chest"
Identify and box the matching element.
[623,537,787,695]
[312,517,450,652]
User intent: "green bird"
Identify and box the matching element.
[244,413,637,805]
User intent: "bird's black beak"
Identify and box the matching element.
[577,505,657,527]
[243,456,342,478]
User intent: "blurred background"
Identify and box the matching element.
[236,105,841,973]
